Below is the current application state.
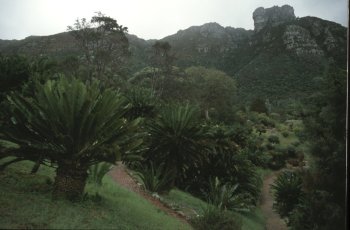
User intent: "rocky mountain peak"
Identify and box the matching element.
[199,22,226,38]
[253,5,296,32]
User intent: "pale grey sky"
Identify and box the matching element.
[0,0,348,40]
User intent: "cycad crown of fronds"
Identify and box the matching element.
[154,104,201,136]
[5,76,141,164]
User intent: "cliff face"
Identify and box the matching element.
[253,5,296,32]
[162,22,252,52]
[282,25,324,56]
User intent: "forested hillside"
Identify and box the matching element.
[0,4,347,230]
[0,5,346,104]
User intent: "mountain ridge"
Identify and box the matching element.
[0,5,347,103]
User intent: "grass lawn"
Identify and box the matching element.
[163,189,208,218]
[0,157,269,229]
[0,158,191,229]
[238,208,266,230]
[163,189,267,230]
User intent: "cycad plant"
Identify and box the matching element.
[1,76,142,200]
[272,171,303,217]
[145,104,206,188]
[124,86,157,119]
[181,124,261,204]
[135,162,174,193]
[203,177,250,213]
[88,162,114,186]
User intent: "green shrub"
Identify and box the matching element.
[145,103,206,187]
[242,148,271,168]
[286,146,297,158]
[0,54,31,94]
[288,190,344,230]
[295,130,307,143]
[190,205,242,230]
[135,162,174,193]
[265,143,275,150]
[268,135,280,144]
[2,76,142,200]
[124,87,157,119]
[272,171,303,217]
[250,112,275,128]
[282,131,289,137]
[296,152,304,162]
[203,177,250,212]
[87,162,113,186]
[268,151,286,170]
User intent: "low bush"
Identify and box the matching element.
[272,171,303,217]
[243,149,271,168]
[268,135,280,144]
[282,131,289,137]
[288,190,344,230]
[265,143,275,150]
[286,146,297,158]
[135,162,174,193]
[203,177,251,212]
[268,150,287,170]
[87,162,114,186]
[190,205,242,230]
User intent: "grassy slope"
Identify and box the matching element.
[163,189,267,230]
[0,158,270,230]
[0,159,191,229]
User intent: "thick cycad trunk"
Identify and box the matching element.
[52,161,88,201]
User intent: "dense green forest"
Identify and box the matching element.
[0,8,347,230]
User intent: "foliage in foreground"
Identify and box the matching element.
[1,76,142,200]
[0,159,190,229]
[135,162,174,193]
[288,190,344,230]
[190,205,242,230]
[203,177,250,212]
[87,162,114,186]
[145,103,206,188]
[272,171,303,218]
[286,66,347,229]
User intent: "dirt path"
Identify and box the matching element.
[108,162,190,225]
[260,172,288,230]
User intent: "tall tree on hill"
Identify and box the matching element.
[185,66,237,122]
[67,12,129,81]
[149,41,175,97]
[151,41,174,75]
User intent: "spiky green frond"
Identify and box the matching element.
[3,76,142,165]
[146,104,206,181]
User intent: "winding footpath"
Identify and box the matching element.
[108,162,189,225]
[260,172,288,230]
[109,162,288,229]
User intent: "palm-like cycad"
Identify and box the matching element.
[146,104,205,187]
[2,76,142,200]
[272,171,303,217]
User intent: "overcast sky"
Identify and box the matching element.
[0,0,348,40]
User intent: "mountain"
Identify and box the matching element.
[0,5,347,102]
[159,5,347,101]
